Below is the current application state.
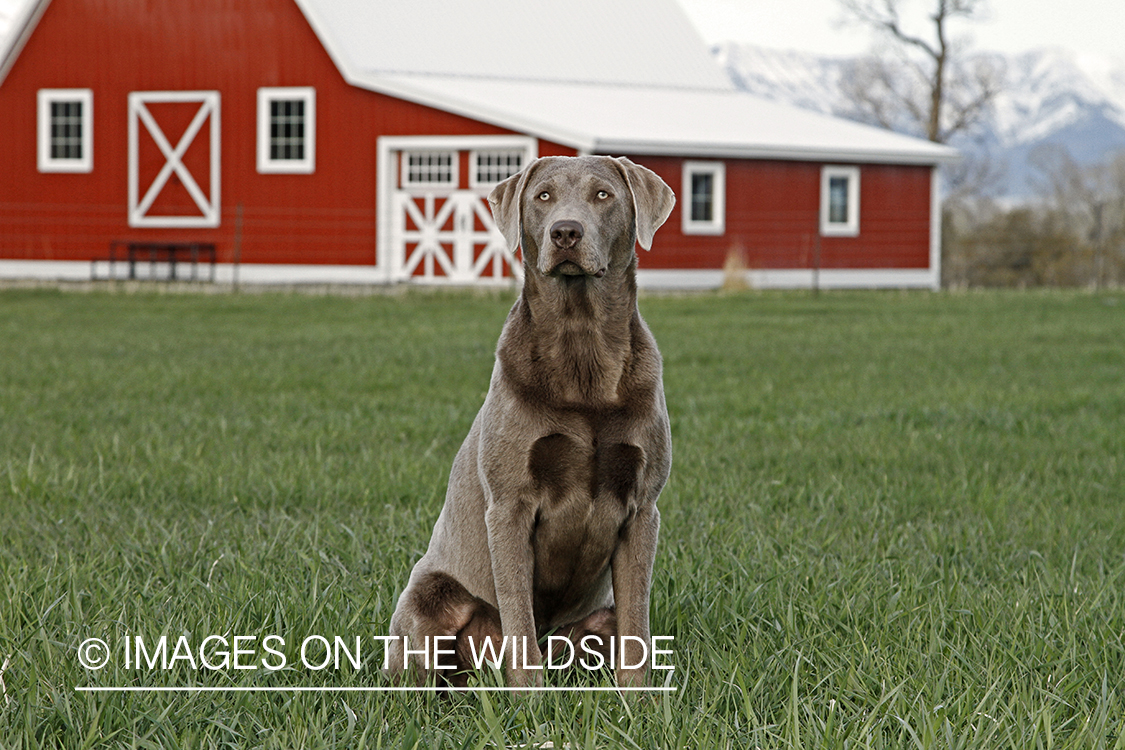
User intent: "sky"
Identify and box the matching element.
[1,0,1121,65]
[676,0,1124,64]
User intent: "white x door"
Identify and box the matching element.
[128,91,220,227]
[391,191,521,283]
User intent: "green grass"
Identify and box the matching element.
[1,287,1123,748]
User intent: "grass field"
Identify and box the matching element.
[1,287,1123,749]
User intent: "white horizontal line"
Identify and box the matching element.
[75,686,676,693]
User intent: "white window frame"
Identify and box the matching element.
[682,161,725,235]
[401,150,458,189]
[257,87,315,174]
[469,149,525,189]
[820,165,860,237]
[37,88,93,173]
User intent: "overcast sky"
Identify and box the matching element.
[1,0,1121,65]
[677,0,1124,63]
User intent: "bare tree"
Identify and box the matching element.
[1030,145,1125,288]
[837,0,1003,143]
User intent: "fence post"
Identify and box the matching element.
[233,203,243,293]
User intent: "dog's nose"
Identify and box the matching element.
[550,220,584,250]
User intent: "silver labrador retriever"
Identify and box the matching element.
[386,155,675,688]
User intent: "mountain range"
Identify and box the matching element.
[714,43,1125,200]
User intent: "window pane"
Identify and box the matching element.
[406,152,454,184]
[691,172,713,222]
[474,150,522,184]
[49,99,83,160]
[829,176,849,224]
[269,98,306,162]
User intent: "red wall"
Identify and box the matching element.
[0,0,574,265]
[629,156,933,271]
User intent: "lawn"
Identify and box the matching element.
[1,287,1123,748]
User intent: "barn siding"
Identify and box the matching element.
[627,156,933,271]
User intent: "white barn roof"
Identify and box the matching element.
[296,0,958,165]
[295,0,732,90]
[0,0,958,165]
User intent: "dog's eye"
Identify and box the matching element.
[596,190,610,200]
[538,191,550,201]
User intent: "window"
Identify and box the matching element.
[682,161,725,235]
[38,89,93,173]
[257,87,315,173]
[820,165,860,236]
[402,151,457,187]
[470,150,524,188]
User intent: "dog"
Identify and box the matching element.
[385,155,675,689]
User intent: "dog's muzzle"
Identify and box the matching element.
[546,220,606,277]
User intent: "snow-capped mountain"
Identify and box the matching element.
[714,43,1125,199]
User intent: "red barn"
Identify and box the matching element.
[0,0,957,289]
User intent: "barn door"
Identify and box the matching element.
[378,136,536,284]
[391,191,520,283]
[128,91,220,227]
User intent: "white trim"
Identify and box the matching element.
[681,160,725,236]
[595,139,960,165]
[637,268,938,290]
[820,165,860,237]
[257,87,315,174]
[128,91,221,228]
[2,261,937,290]
[0,261,92,281]
[747,268,935,289]
[37,89,93,173]
[201,263,394,285]
[381,135,538,154]
[930,166,942,290]
[0,261,390,285]
[634,269,725,290]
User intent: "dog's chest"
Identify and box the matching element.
[528,430,643,509]
[525,429,643,608]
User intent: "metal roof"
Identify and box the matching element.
[0,0,48,86]
[1,0,959,164]
[295,0,957,164]
[294,0,732,91]
[359,74,960,164]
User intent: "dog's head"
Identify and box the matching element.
[488,156,676,280]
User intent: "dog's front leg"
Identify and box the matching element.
[611,503,660,688]
[484,497,543,688]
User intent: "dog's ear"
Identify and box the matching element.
[614,157,676,251]
[488,159,541,253]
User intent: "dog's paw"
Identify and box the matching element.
[506,665,545,692]
[615,666,648,690]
